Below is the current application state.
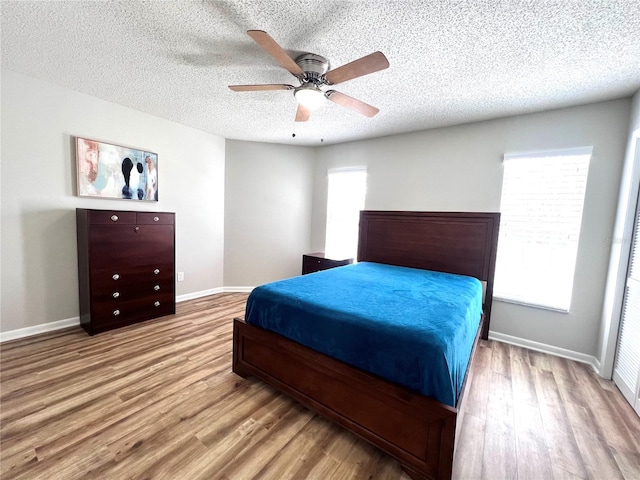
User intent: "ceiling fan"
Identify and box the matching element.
[228,30,389,122]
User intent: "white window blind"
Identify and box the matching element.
[325,167,367,259]
[494,147,592,311]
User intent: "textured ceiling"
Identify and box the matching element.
[2,0,640,146]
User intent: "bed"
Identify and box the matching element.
[232,211,500,480]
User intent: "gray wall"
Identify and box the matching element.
[223,140,315,287]
[311,100,631,358]
[1,71,226,333]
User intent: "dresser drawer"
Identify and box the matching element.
[137,212,175,225]
[90,273,173,301]
[145,263,175,282]
[88,210,137,225]
[90,265,173,293]
[91,292,175,327]
[90,267,135,289]
[89,283,136,305]
[302,253,353,275]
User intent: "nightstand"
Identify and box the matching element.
[302,252,353,275]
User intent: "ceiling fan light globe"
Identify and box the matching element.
[294,87,325,111]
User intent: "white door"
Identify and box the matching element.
[636,370,640,414]
[613,193,640,415]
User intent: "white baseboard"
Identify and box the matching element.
[223,286,254,293]
[592,356,602,375]
[176,287,224,303]
[0,316,80,343]
[1,287,255,343]
[489,331,601,374]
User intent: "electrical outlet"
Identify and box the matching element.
[177,272,184,282]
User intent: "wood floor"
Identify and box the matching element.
[1,293,639,479]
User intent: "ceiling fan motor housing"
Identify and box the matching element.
[295,53,330,83]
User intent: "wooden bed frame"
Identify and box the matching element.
[233,211,500,480]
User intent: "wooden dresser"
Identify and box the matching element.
[302,252,353,275]
[76,208,175,335]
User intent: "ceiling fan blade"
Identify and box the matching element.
[324,51,389,85]
[228,84,294,92]
[295,104,310,122]
[247,30,305,77]
[326,90,379,117]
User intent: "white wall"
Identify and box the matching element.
[1,71,226,334]
[311,100,631,359]
[224,140,315,287]
[1,67,634,365]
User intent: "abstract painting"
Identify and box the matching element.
[76,137,158,201]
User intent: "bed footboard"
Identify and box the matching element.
[233,317,461,480]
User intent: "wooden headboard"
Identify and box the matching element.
[358,211,500,339]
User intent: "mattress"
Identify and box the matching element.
[244,261,483,406]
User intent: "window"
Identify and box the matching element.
[325,167,367,259]
[494,147,592,311]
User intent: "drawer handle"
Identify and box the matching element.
[134,226,139,232]
[112,273,120,280]
[110,215,119,222]
[154,301,160,307]
[113,309,120,316]
[112,292,120,298]
[154,285,160,291]
[153,216,160,222]
[153,269,160,275]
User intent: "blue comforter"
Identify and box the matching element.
[244,262,482,407]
